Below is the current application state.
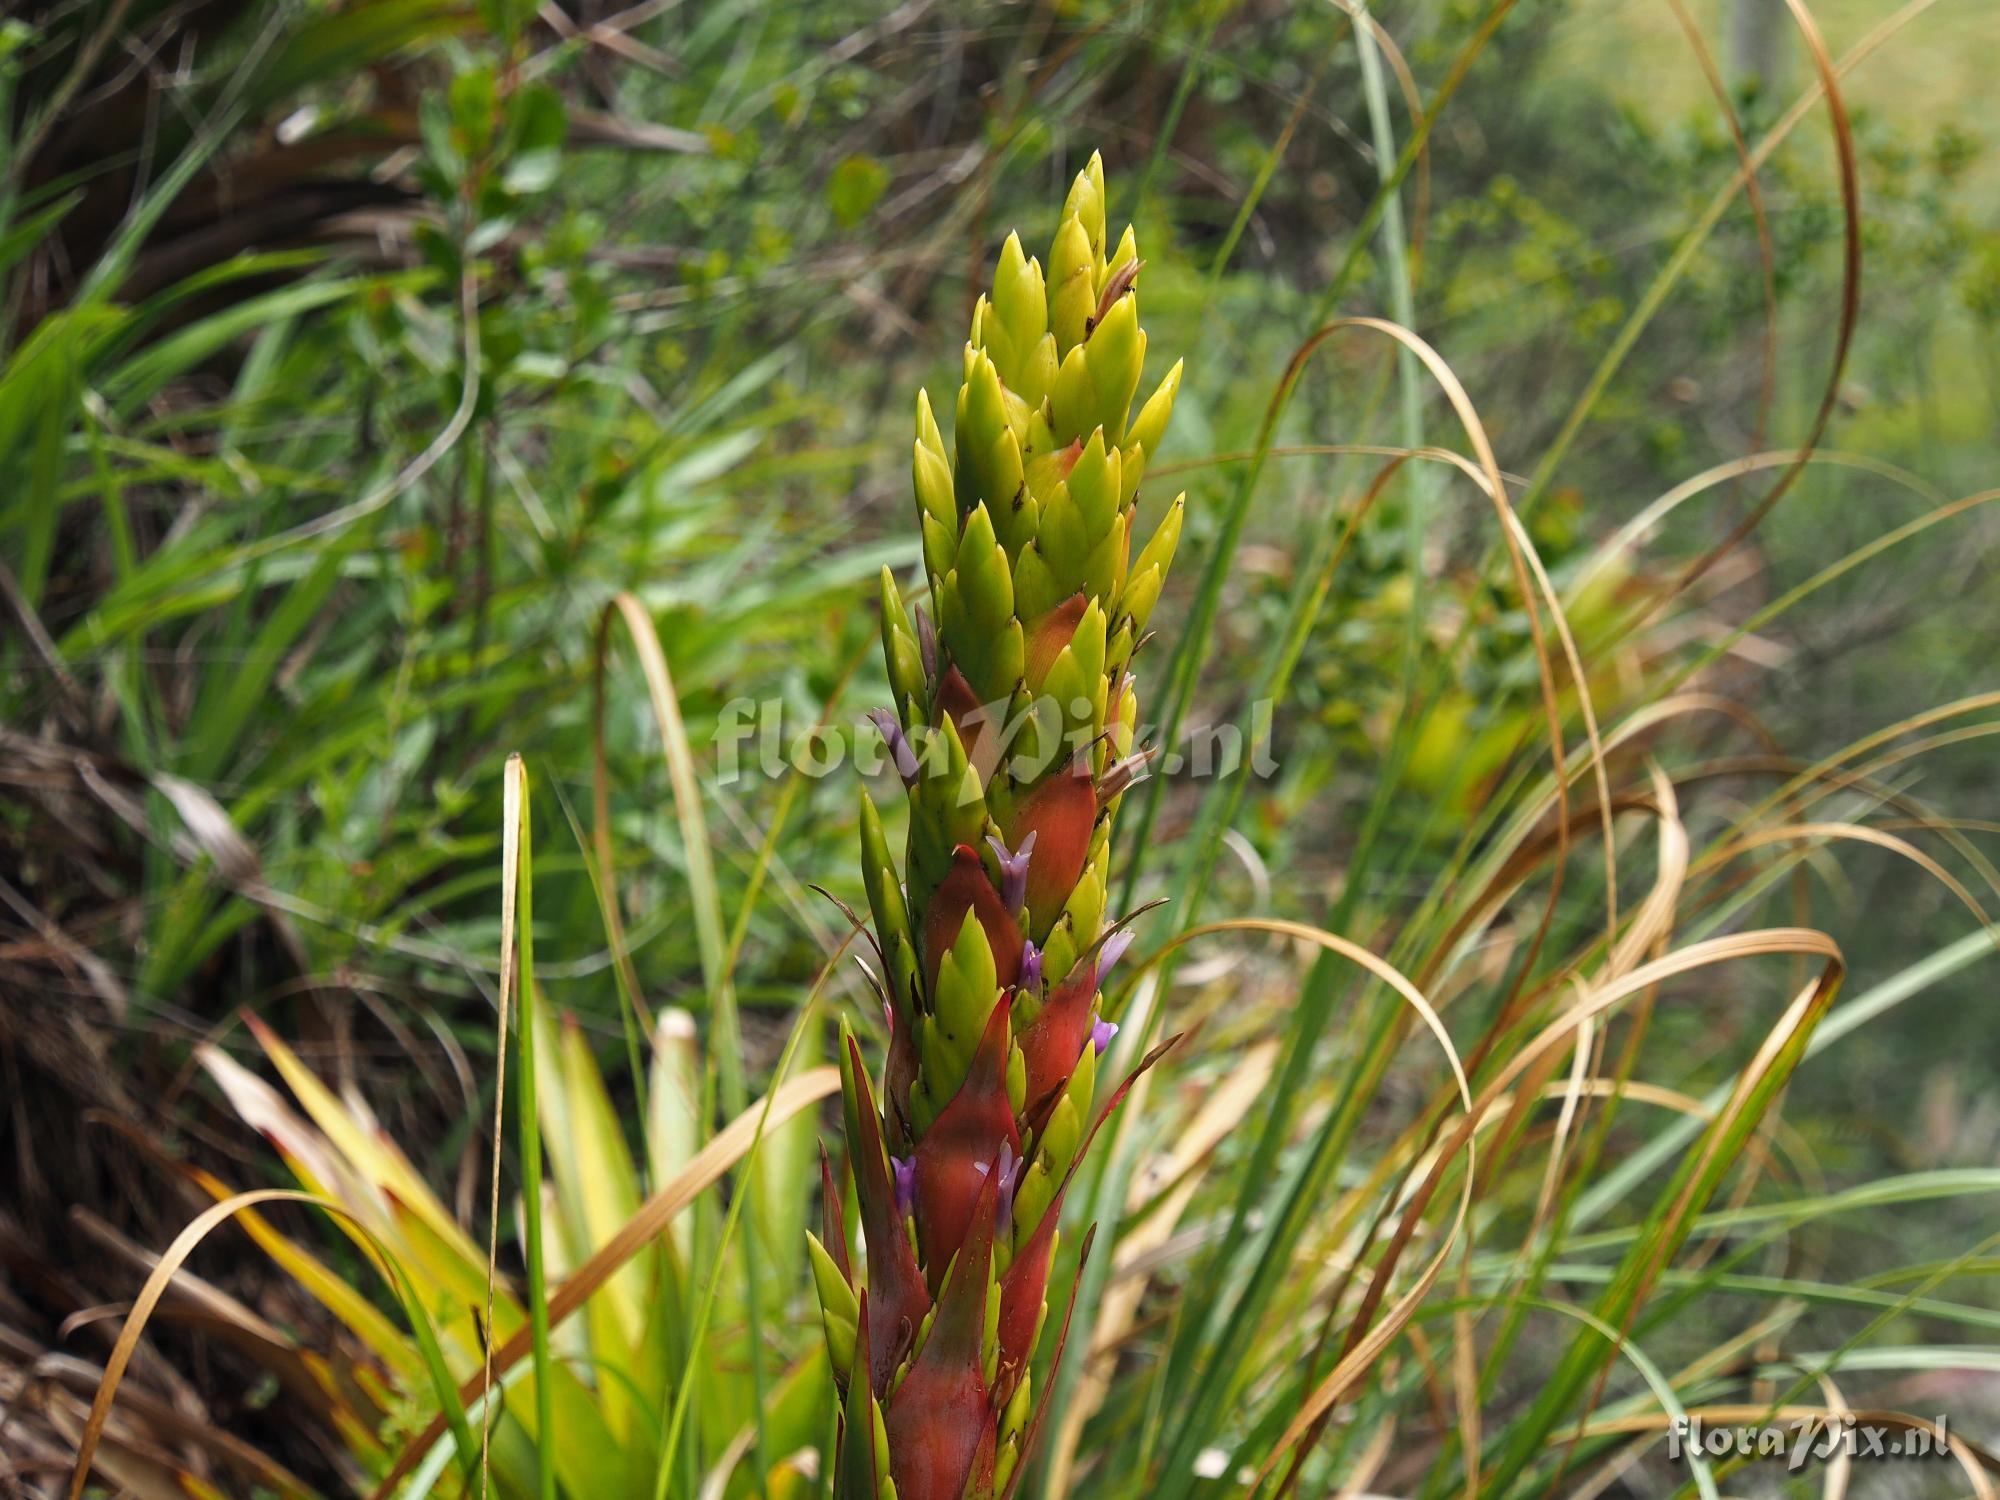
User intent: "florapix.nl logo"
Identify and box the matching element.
[1667,1413,1956,1472]
[711,692,1278,797]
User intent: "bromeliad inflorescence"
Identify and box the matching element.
[809,155,1184,1500]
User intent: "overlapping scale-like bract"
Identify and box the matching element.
[812,154,1184,1500]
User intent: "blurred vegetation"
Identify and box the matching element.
[2,0,1996,1496]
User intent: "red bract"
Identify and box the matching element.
[938,664,1003,781]
[1016,956,1099,1122]
[997,1192,1061,1382]
[1023,592,1088,692]
[923,843,1025,993]
[913,998,1022,1284]
[1000,763,1095,927]
[844,1034,931,1390]
[886,1170,1000,1500]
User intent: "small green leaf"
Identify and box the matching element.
[827,155,890,229]
[449,64,498,159]
[503,148,561,195]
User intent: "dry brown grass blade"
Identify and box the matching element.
[368,1063,840,1498]
[1546,1078,1803,1183]
[1426,697,1791,1038]
[1152,440,1527,486]
[1576,449,1951,598]
[1169,917,1471,1111]
[65,1206,343,1424]
[1327,0,1433,266]
[1667,752,2000,919]
[1508,765,1686,1271]
[1706,691,2000,878]
[1256,315,1596,1009]
[68,1185,403,1500]
[1412,760,1683,1120]
[1334,1410,1398,1500]
[1135,916,1476,1490]
[1540,934,1837,1131]
[1607,692,1783,754]
[39,1350,315,1497]
[1499,501,1619,933]
[1531,996,1595,1252]
[1380,1072,1807,1230]
[1259,927,1843,1482]
[1663,0,1780,470]
[1811,1370,1855,1500]
[1702,821,1995,931]
[1677,0,1860,593]
[1046,1040,1280,1491]
[1552,936,1846,1484]
[45,1392,231,1500]
[1259,1174,1475,1489]
[1611,766,1690,979]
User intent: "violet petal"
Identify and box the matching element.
[986,830,1036,917]
[995,1141,1022,1239]
[1091,1017,1120,1056]
[1019,938,1043,994]
[868,707,921,788]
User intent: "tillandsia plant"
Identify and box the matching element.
[808,155,1184,1499]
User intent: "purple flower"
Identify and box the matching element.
[891,1155,916,1220]
[1019,938,1043,994]
[991,1142,1022,1238]
[868,708,920,788]
[987,831,1036,917]
[1091,1016,1120,1056]
[1097,929,1135,980]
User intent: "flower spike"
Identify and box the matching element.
[814,154,1184,1497]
